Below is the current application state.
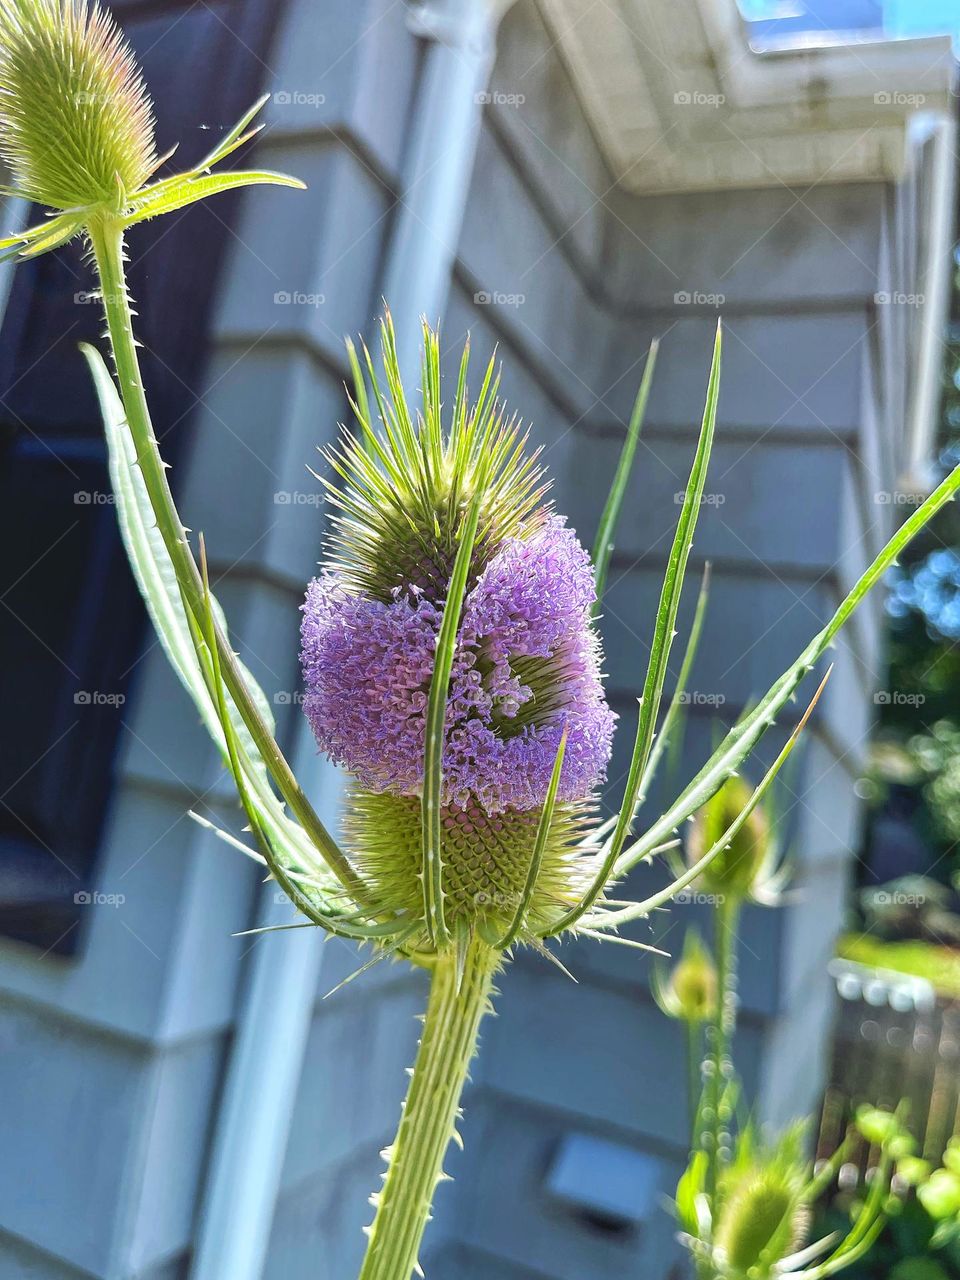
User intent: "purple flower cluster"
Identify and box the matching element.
[300,516,615,814]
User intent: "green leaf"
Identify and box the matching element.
[675,1150,708,1236]
[496,729,567,950]
[546,323,722,934]
[592,337,658,607]
[588,668,829,929]
[636,561,711,813]
[195,93,271,173]
[421,487,485,948]
[79,341,389,935]
[124,169,305,226]
[0,212,84,262]
[613,455,960,881]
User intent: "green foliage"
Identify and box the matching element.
[837,934,960,999]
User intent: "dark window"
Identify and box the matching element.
[0,0,288,954]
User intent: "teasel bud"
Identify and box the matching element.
[713,1166,810,1276]
[300,319,616,951]
[0,0,156,211]
[653,928,718,1024]
[689,774,772,903]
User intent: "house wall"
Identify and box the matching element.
[425,7,902,1279]
[0,1,426,1276]
[0,0,907,1277]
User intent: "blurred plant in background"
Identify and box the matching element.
[656,780,960,1279]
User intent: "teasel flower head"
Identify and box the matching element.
[301,318,616,946]
[713,1167,811,1278]
[652,928,718,1024]
[0,0,156,210]
[702,1122,812,1279]
[0,0,303,263]
[689,774,780,905]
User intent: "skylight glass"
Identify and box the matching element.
[738,0,960,51]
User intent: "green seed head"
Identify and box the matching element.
[714,1170,809,1275]
[690,775,771,901]
[0,0,156,210]
[343,788,594,942]
[668,929,718,1023]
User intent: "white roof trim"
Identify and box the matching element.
[536,0,956,192]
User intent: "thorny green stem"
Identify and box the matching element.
[686,1020,702,1148]
[359,939,499,1280]
[705,897,739,1206]
[86,216,364,900]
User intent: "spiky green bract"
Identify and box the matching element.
[689,774,772,902]
[0,0,156,210]
[321,315,550,602]
[343,788,596,945]
[714,1175,810,1275]
[713,1122,811,1278]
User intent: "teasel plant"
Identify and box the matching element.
[659,795,938,1278]
[673,1101,917,1280]
[3,3,960,1277]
